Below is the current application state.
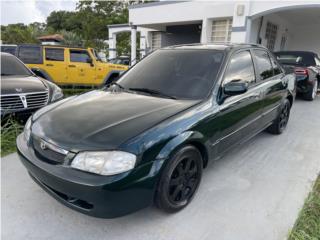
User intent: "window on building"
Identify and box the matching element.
[224,51,255,85]
[45,48,64,61]
[211,19,233,43]
[253,49,274,80]
[265,22,278,51]
[70,49,91,63]
[151,32,162,50]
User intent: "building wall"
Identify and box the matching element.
[288,23,320,55]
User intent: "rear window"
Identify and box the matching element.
[45,48,64,61]
[275,52,316,66]
[18,46,42,64]
[1,46,17,55]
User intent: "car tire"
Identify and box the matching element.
[155,145,203,213]
[303,80,318,101]
[267,98,291,135]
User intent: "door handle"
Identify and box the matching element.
[68,65,76,68]
[46,64,53,67]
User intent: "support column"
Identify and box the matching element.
[201,18,211,44]
[108,32,117,59]
[131,25,137,65]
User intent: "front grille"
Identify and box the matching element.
[32,137,67,165]
[1,91,49,112]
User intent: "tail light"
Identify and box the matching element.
[294,67,309,76]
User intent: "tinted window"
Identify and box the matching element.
[275,52,316,66]
[1,46,17,55]
[45,48,64,61]
[18,46,42,64]
[70,50,91,63]
[118,49,224,100]
[1,54,32,76]
[224,51,255,85]
[253,50,273,80]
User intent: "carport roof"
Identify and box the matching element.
[164,43,263,51]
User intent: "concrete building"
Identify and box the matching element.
[108,1,320,64]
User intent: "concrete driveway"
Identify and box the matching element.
[2,98,320,240]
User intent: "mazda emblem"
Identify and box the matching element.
[40,141,47,150]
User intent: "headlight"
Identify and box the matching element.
[24,117,32,142]
[71,151,136,176]
[51,86,63,102]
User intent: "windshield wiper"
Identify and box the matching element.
[129,87,177,99]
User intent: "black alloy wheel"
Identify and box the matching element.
[155,145,203,213]
[267,98,291,135]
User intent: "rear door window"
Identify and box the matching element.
[70,49,91,63]
[224,50,256,85]
[252,50,274,80]
[17,46,42,64]
[45,48,64,61]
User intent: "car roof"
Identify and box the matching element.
[164,43,266,51]
[17,44,87,50]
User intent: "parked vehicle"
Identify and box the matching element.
[17,44,295,218]
[1,52,63,120]
[0,44,17,55]
[108,56,131,66]
[2,44,128,86]
[274,51,320,101]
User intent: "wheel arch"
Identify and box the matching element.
[156,131,209,169]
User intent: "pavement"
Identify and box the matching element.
[2,97,320,240]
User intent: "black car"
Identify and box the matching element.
[274,51,320,101]
[1,52,63,120]
[17,44,295,218]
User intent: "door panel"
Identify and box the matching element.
[215,86,263,155]
[67,49,96,85]
[43,47,67,84]
[213,50,263,156]
[252,50,286,128]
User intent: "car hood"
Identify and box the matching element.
[1,75,48,95]
[32,90,199,151]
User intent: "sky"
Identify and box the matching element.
[1,0,77,25]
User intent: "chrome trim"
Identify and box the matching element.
[0,91,48,97]
[38,138,69,155]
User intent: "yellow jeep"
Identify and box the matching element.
[15,45,128,86]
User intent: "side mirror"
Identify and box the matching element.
[223,80,248,96]
[87,58,94,67]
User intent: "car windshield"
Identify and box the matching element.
[117,49,224,100]
[1,54,32,76]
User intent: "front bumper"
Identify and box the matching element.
[16,134,162,218]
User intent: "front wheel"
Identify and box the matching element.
[267,99,291,135]
[155,145,203,213]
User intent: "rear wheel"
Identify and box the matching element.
[155,145,203,213]
[303,80,318,101]
[267,99,291,135]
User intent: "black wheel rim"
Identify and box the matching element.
[279,103,289,131]
[168,156,200,205]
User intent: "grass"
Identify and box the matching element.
[1,118,23,157]
[288,175,320,240]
